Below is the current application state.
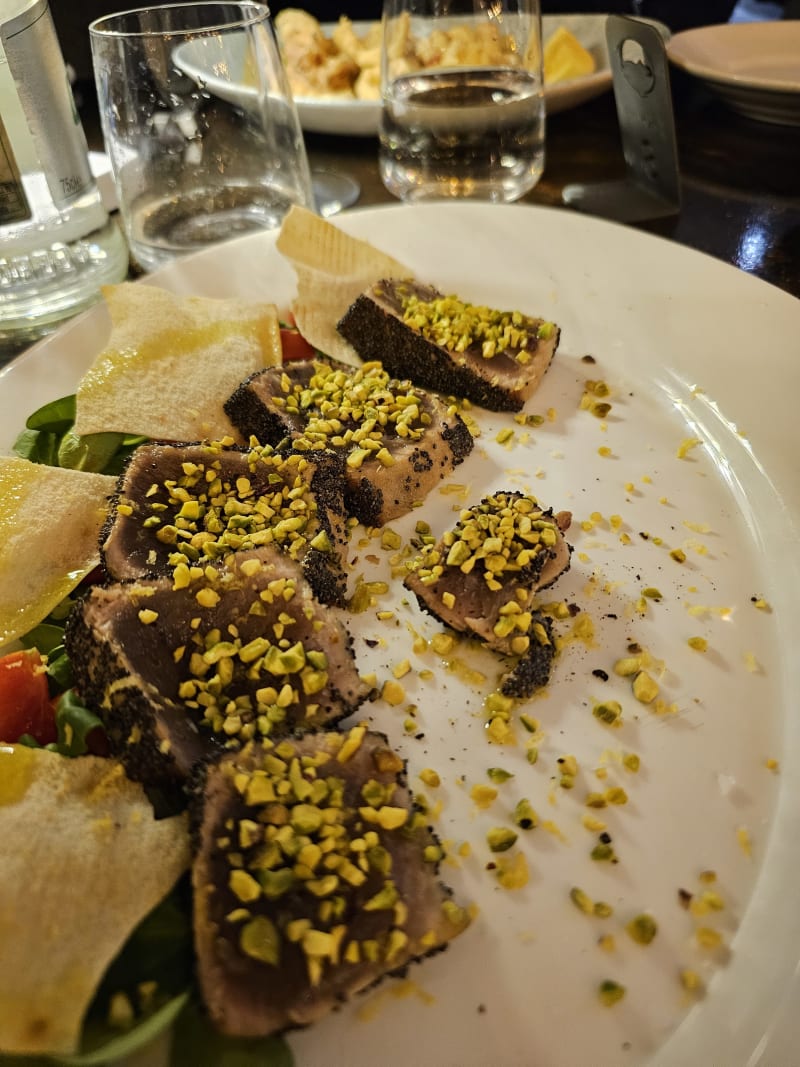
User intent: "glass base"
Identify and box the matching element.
[0,218,129,347]
[312,170,361,218]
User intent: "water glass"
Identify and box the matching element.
[379,0,545,203]
[90,2,314,272]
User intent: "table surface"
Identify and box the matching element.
[2,69,798,367]
[302,72,800,300]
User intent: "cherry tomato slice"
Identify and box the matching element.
[280,327,316,363]
[0,649,57,746]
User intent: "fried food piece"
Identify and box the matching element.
[0,746,188,1056]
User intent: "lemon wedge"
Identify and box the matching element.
[544,27,596,85]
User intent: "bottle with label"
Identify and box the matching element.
[0,0,129,349]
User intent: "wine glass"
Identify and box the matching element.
[312,168,361,217]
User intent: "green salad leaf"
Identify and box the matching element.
[5,397,296,1067]
[13,394,148,475]
[52,690,104,757]
[170,1001,295,1067]
[18,597,104,757]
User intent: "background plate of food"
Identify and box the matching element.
[175,13,670,138]
[0,202,799,1066]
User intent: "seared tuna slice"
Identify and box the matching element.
[224,358,474,527]
[192,730,471,1037]
[65,547,370,788]
[404,492,572,697]
[101,441,349,607]
[337,280,560,413]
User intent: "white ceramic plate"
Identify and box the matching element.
[176,15,669,137]
[668,21,800,126]
[2,203,799,1067]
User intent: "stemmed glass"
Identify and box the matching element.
[312,169,360,218]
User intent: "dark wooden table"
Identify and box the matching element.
[2,71,797,368]
[302,71,800,299]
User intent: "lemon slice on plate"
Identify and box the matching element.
[544,26,596,84]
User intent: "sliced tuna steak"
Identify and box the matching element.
[337,280,560,413]
[404,492,572,697]
[101,441,349,606]
[224,358,474,527]
[192,730,471,1037]
[65,547,370,788]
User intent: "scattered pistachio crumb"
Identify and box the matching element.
[632,671,659,704]
[626,913,658,945]
[593,700,622,726]
[737,826,752,857]
[570,887,593,914]
[419,768,441,788]
[494,851,529,889]
[743,651,762,673]
[695,927,723,950]
[487,827,518,853]
[512,799,537,830]
[598,980,625,1006]
[487,767,514,784]
[470,784,498,810]
[677,437,703,459]
[679,969,704,994]
[381,679,406,706]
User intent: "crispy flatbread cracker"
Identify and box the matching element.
[73,284,282,441]
[0,746,189,1056]
[276,205,413,363]
[0,456,115,648]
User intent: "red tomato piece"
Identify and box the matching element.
[280,327,316,363]
[0,649,57,746]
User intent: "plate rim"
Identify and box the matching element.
[667,20,800,94]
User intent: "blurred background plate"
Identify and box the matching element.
[667,21,800,126]
[176,14,670,138]
[296,15,670,134]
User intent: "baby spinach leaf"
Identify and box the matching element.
[55,994,188,1066]
[57,430,129,473]
[171,1000,294,1067]
[25,395,77,432]
[54,690,105,757]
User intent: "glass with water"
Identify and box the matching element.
[90,2,314,272]
[379,0,545,202]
